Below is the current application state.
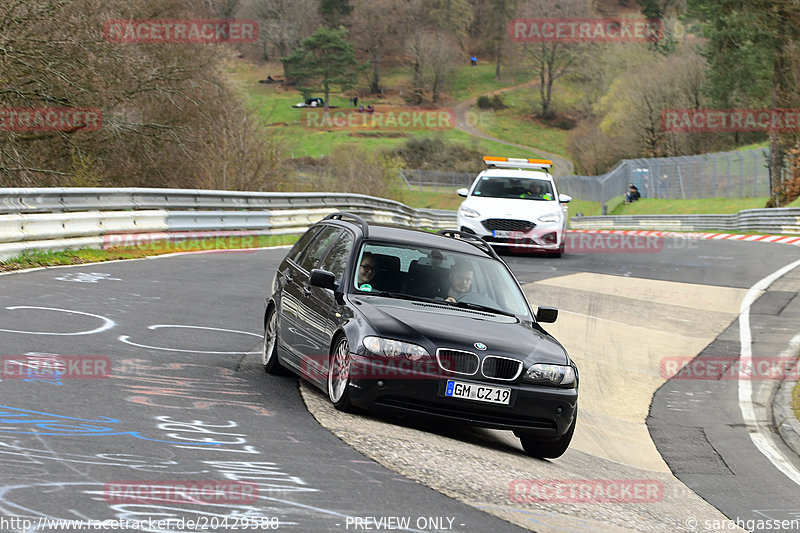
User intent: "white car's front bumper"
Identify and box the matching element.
[457,215,564,251]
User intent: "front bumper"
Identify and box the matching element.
[346,354,578,437]
[457,216,564,250]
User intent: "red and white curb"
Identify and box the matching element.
[567,229,800,246]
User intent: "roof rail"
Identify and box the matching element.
[437,230,500,260]
[324,211,369,238]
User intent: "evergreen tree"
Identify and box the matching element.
[319,0,353,27]
[281,27,362,108]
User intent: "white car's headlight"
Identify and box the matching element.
[363,336,429,361]
[524,363,576,387]
[537,213,561,223]
[459,206,481,219]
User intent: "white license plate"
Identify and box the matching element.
[445,380,511,405]
[492,230,525,239]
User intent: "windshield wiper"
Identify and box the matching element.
[451,301,516,317]
[371,291,443,305]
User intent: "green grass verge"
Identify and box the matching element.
[0,234,301,273]
[397,189,463,210]
[228,61,546,159]
[467,85,572,158]
[565,199,602,217]
[448,64,532,101]
[735,141,769,151]
[472,108,570,157]
[610,197,770,215]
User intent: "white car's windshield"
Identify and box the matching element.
[353,242,531,318]
[472,176,555,201]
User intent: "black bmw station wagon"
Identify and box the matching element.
[261,212,578,458]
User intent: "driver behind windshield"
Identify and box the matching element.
[445,262,474,303]
[357,252,378,289]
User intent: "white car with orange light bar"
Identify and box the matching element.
[456,156,572,257]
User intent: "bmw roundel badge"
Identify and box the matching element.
[474,342,487,351]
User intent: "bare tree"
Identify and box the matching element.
[597,50,710,158]
[517,0,594,118]
[404,0,472,104]
[405,30,462,104]
[483,0,519,79]
[0,0,284,189]
[351,0,411,94]
[236,0,319,60]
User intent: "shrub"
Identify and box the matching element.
[476,95,506,111]
[390,136,484,173]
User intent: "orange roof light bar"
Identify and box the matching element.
[483,156,552,169]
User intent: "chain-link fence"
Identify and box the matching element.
[556,148,770,211]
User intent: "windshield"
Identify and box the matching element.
[353,242,531,318]
[472,176,555,201]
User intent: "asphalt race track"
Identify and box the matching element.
[0,236,798,533]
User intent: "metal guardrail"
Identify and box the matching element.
[0,188,458,261]
[569,208,800,234]
[0,187,427,214]
[3,187,798,261]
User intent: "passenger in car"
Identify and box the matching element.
[445,262,474,302]
[521,181,545,199]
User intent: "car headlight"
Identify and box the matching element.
[459,206,481,219]
[537,213,561,223]
[524,363,576,387]
[363,336,429,361]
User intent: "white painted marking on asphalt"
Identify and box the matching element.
[739,258,800,486]
[118,324,260,354]
[0,306,115,335]
[54,272,121,283]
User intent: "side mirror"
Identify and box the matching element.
[310,269,337,291]
[457,188,469,197]
[558,194,572,204]
[536,306,558,323]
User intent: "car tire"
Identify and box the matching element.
[261,306,286,375]
[518,410,576,459]
[327,335,354,412]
